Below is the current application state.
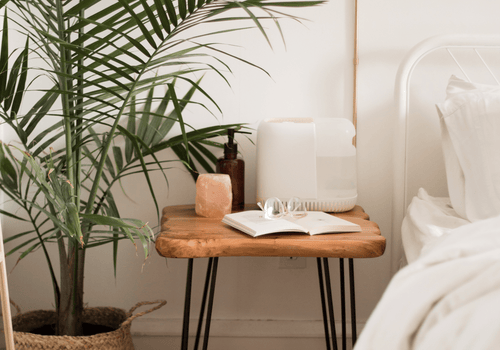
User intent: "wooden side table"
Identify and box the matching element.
[155,204,385,350]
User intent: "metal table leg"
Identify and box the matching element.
[181,258,194,350]
[316,258,338,350]
[180,258,218,350]
[323,258,339,350]
[317,258,358,350]
[184,257,353,350]
[202,257,219,350]
[317,258,332,350]
[194,258,214,350]
[339,259,347,350]
[349,258,357,346]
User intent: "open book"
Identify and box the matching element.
[222,210,361,237]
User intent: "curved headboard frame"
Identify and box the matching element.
[391,34,500,276]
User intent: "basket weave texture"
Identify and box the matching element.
[11,300,166,350]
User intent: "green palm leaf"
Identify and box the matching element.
[0,9,9,102]
[0,0,324,336]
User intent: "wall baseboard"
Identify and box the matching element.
[131,317,365,339]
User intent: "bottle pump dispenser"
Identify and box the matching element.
[216,128,245,211]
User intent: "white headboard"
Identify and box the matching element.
[391,35,500,275]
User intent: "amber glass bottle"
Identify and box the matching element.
[216,129,245,211]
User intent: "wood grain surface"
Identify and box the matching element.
[155,205,385,259]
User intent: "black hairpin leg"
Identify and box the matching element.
[339,259,346,350]
[317,258,357,350]
[323,258,338,350]
[202,257,219,350]
[340,258,358,349]
[181,258,194,350]
[193,258,214,350]
[349,259,357,346]
[181,258,219,350]
[317,258,331,350]
[316,258,338,350]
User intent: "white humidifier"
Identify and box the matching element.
[256,117,357,212]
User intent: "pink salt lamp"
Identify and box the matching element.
[195,174,233,218]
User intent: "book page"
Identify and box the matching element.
[287,211,361,235]
[222,211,307,237]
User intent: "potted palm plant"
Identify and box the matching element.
[0,0,323,346]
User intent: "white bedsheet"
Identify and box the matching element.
[402,188,469,263]
[354,213,500,350]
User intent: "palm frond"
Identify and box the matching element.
[0,0,324,335]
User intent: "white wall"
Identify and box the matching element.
[2,0,500,348]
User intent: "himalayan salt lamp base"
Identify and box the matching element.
[195,174,233,218]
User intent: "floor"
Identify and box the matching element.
[0,337,354,349]
[0,329,354,349]
[132,336,354,350]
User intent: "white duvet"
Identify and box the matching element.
[354,212,500,350]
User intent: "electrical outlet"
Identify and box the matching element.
[279,257,307,269]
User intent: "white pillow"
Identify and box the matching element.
[402,188,469,263]
[436,75,500,221]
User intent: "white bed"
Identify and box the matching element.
[354,35,500,350]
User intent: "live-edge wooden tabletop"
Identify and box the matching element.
[155,204,385,259]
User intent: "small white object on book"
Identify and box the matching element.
[222,211,361,237]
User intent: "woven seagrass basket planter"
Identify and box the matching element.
[11,300,166,350]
